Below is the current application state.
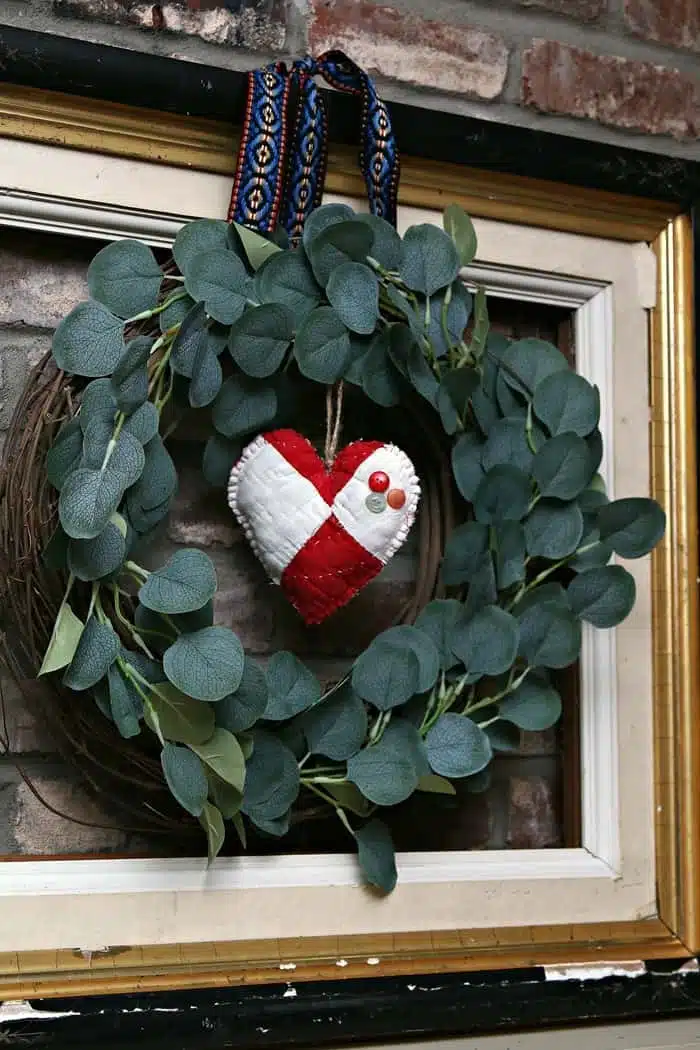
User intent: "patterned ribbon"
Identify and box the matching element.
[228,51,400,242]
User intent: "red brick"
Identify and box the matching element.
[309,0,509,101]
[625,0,700,53]
[522,40,699,139]
[519,0,605,21]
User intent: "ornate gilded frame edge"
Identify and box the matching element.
[0,86,697,997]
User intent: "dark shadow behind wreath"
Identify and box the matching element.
[0,53,457,847]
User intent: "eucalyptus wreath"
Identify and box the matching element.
[38,201,665,891]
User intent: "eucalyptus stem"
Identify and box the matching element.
[111,583,154,659]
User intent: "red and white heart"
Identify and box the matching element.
[227,429,420,625]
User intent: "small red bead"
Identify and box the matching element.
[387,488,406,510]
[368,470,390,493]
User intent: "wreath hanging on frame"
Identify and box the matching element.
[0,57,665,893]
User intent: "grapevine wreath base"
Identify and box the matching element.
[0,203,665,891]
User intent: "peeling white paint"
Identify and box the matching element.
[257,1027,270,1034]
[0,1000,80,1022]
[544,961,646,982]
[366,957,380,965]
[407,984,417,991]
[279,962,297,970]
[335,958,348,967]
[677,958,700,972]
[283,986,297,998]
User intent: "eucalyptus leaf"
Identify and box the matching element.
[111,336,151,413]
[499,674,561,730]
[161,742,208,816]
[424,713,492,778]
[107,663,142,739]
[228,303,294,377]
[597,497,666,559]
[567,565,636,627]
[427,282,472,360]
[443,204,478,267]
[212,375,278,439]
[79,379,117,431]
[517,600,581,668]
[360,330,402,407]
[241,729,299,820]
[473,465,531,524]
[355,819,397,894]
[399,224,460,296]
[129,435,177,511]
[347,719,428,805]
[38,601,84,676]
[294,305,353,383]
[88,240,162,319]
[68,519,126,580]
[59,467,124,540]
[160,293,195,333]
[451,431,485,501]
[81,418,145,491]
[524,500,584,560]
[124,401,159,445]
[533,370,600,437]
[450,605,519,678]
[482,416,540,473]
[326,261,379,335]
[216,658,268,733]
[143,681,215,745]
[307,220,374,287]
[264,651,321,721]
[199,801,225,864]
[441,521,489,586]
[63,615,120,691]
[139,549,217,614]
[532,433,593,500]
[255,249,322,319]
[415,599,463,669]
[301,684,367,760]
[494,521,527,589]
[230,221,282,271]
[464,552,498,617]
[498,338,569,399]
[357,213,402,270]
[191,727,246,793]
[163,626,245,702]
[47,421,83,491]
[352,625,440,710]
[302,203,355,252]
[173,219,229,277]
[416,773,457,795]
[185,250,249,325]
[388,325,439,405]
[53,300,125,378]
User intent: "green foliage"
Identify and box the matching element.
[532,434,593,500]
[111,336,151,413]
[59,467,125,540]
[302,684,367,760]
[256,250,321,319]
[355,819,397,894]
[68,517,126,581]
[229,221,282,272]
[53,301,125,378]
[424,714,492,778]
[139,549,217,614]
[443,204,478,267]
[347,719,428,805]
[39,601,84,676]
[450,605,519,678]
[185,250,249,325]
[326,261,379,335]
[215,658,268,733]
[203,434,240,488]
[161,742,208,816]
[352,625,440,710]
[294,306,353,383]
[451,432,485,501]
[517,597,581,669]
[264,651,321,721]
[533,371,600,437]
[200,801,226,864]
[499,674,561,731]
[306,220,374,287]
[499,338,568,399]
[567,565,636,628]
[472,465,531,524]
[191,728,246,793]
[88,240,163,319]
[173,219,229,278]
[414,599,463,670]
[242,730,300,821]
[524,500,584,559]
[212,375,278,439]
[107,664,142,739]
[597,497,666,558]
[163,626,245,702]
[47,421,83,491]
[399,224,460,296]
[63,615,120,690]
[144,682,215,745]
[228,303,294,377]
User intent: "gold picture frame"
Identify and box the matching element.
[0,85,697,998]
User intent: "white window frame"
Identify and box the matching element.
[0,138,657,953]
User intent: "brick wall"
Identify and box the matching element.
[0,229,565,856]
[1,0,698,156]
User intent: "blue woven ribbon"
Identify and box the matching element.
[228,51,400,242]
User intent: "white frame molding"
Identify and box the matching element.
[0,140,657,953]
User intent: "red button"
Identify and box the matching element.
[368,471,390,493]
[387,488,406,510]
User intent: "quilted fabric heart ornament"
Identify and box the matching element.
[228,429,420,625]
